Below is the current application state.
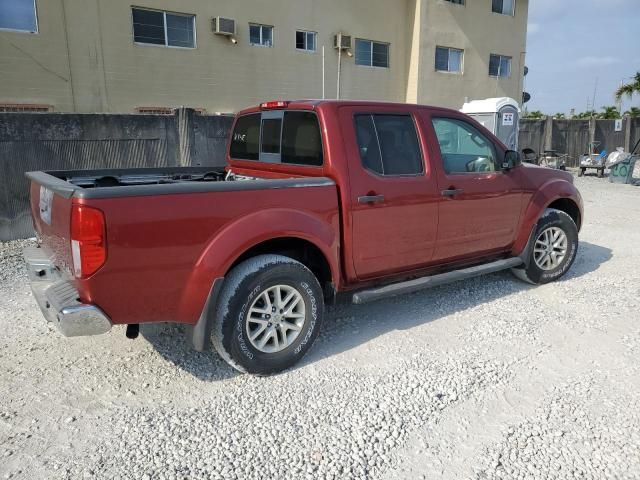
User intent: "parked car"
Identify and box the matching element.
[24,100,583,375]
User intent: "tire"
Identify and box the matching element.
[212,254,324,375]
[511,208,579,285]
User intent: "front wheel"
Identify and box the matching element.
[211,254,324,375]
[512,208,579,285]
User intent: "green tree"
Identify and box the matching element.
[575,110,597,119]
[553,113,566,119]
[615,72,640,101]
[523,110,545,119]
[624,107,640,118]
[598,106,621,119]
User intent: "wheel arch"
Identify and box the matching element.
[228,236,335,299]
[512,179,583,257]
[178,208,340,327]
[546,198,582,231]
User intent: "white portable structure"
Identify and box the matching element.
[461,97,520,151]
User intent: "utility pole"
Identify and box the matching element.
[591,77,598,117]
[322,46,325,100]
[337,42,342,100]
[615,79,623,114]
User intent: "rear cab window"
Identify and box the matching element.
[230,110,323,166]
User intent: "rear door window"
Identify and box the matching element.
[229,111,323,166]
[354,114,423,175]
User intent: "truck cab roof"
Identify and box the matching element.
[236,100,463,117]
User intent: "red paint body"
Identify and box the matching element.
[29,101,583,326]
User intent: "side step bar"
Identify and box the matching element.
[352,258,523,305]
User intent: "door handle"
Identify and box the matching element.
[441,188,464,197]
[358,194,385,204]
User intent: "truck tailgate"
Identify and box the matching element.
[29,180,75,277]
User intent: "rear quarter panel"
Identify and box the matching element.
[75,184,340,325]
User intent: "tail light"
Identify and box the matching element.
[71,205,106,278]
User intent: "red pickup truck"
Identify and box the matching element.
[25,100,583,375]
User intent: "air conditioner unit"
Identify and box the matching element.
[334,33,352,50]
[212,16,236,36]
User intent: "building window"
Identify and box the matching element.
[355,114,423,176]
[250,24,273,47]
[0,103,51,112]
[132,8,196,48]
[489,54,511,77]
[435,47,463,73]
[355,39,390,68]
[0,0,38,33]
[296,30,316,52]
[492,0,515,15]
[135,107,174,115]
[445,0,465,5]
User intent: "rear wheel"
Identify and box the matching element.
[512,208,579,285]
[212,254,324,375]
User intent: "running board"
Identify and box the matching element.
[352,258,523,305]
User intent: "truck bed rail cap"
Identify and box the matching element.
[72,177,335,199]
[25,171,77,198]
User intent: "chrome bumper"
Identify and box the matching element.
[23,246,112,337]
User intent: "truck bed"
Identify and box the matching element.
[26,167,339,327]
[26,167,331,199]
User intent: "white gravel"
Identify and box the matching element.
[1,176,639,480]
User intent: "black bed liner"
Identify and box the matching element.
[25,167,335,199]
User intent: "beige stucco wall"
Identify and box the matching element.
[414,0,528,109]
[0,0,527,113]
[0,0,74,111]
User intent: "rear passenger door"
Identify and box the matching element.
[426,114,522,262]
[339,106,440,279]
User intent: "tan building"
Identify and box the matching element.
[0,0,528,114]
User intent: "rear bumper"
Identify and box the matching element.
[23,246,112,337]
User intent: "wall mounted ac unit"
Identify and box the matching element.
[212,17,236,36]
[334,33,352,50]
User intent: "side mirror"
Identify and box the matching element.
[502,150,521,170]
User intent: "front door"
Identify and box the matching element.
[339,106,440,280]
[426,114,522,262]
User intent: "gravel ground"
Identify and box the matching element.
[1,176,639,480]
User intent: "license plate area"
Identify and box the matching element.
[39,185,54,225]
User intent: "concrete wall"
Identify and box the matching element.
[1,0,528,113]
[519,117,640,167]
[594,119,626,156]
[518,119,545,154]
[0,110,232,240]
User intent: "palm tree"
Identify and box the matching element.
[624,107,640,118]
[598,106,621,119]
[523,110,545,119]
[615,72,640,101]
[575,110,597,119]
